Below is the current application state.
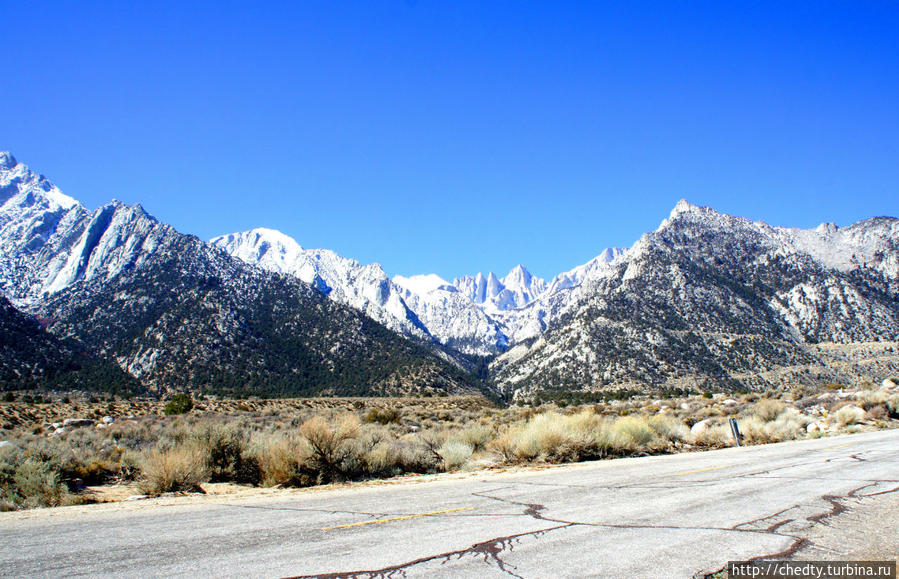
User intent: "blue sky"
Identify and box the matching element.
[3,1,898,281]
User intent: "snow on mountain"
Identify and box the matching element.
[454,265,547,312]
[545,247,627,293]
[211,220,634,356]
[0,153,171,306]
[0,152,474,395]
[211,225,630,356]
[491,200,899,398]
[210,228,431,341]
[393,274,452,296]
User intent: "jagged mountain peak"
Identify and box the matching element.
[664,199,731,226]
[0,152,79,211]
[212,227,434,344]
[502,264,533,285]
[0,151,17,170]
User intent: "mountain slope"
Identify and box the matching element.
[491,201,899,398]
[0,153,474,396]
[213,229,630,356]
[0,296,139,393]
[210,229,432,341]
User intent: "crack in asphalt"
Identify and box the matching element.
[858,485,899,497]
[732,505,800,531]
[220,503,392,519]
[698,481,890,578]
[285,524,573,579]
[294,486,826,579]
[288,448,897,579]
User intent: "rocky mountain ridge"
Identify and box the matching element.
[0,152,475,396]
[490,200,899,398]
[2,151,897,399]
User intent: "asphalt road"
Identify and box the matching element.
[1,429,897,578]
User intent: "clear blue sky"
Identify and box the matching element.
[3,1,898,281]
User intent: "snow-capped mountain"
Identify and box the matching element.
[544,247,627,294]
[392,275,510,355]
[213,227,629,356]
[0,151,170,306]
[491,200,899,398]
[210,228,431,341]
[0,152,475,395]
[454,265,548,312]
[4,150,896,399]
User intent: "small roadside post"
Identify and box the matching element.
[729,417,742,447]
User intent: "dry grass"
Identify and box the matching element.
[0,382,897,510]
[137,446,210,495]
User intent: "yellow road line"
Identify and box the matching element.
[322,507,474,531]
[825,443,853,450]
[674,465,729,476]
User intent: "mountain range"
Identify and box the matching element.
[2,151,897,399]
[0,152,474,397]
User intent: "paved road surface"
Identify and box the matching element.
[1,429,897,578]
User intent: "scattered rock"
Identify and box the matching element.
[804,404,827,417]
[63,418,95,428]
[722,399,737,407]
[125,495,150,501]
[101,416,114,425]
[680,403,691,411]
[690,419,713,436]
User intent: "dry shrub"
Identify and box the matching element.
[740,412,809,443]
[692,423,731,447]
[300,415,362,483]
[252,434,313,487]
[438,440,473,470]
[608,416,659,451]
[866,406,887,421]
[753,399,785,422]
[647,415,690,442]
[138,446,210,494]
[362,442,402,477]
[0,449,81,510]
[488,432,517,462]
[394,438,441,473]
[363,408,401,425]
[456,425,493,453]
[855,390,888,411]
[834,405,866,427]
[497,413,568,462]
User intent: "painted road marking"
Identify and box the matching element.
[825,443,853,450]
[322,507,474,531]
[674,465,729,476]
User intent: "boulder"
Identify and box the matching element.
[690,419,714,437]
[101,416,114,425]
[722,399,738,407]
[62,418,95,428]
